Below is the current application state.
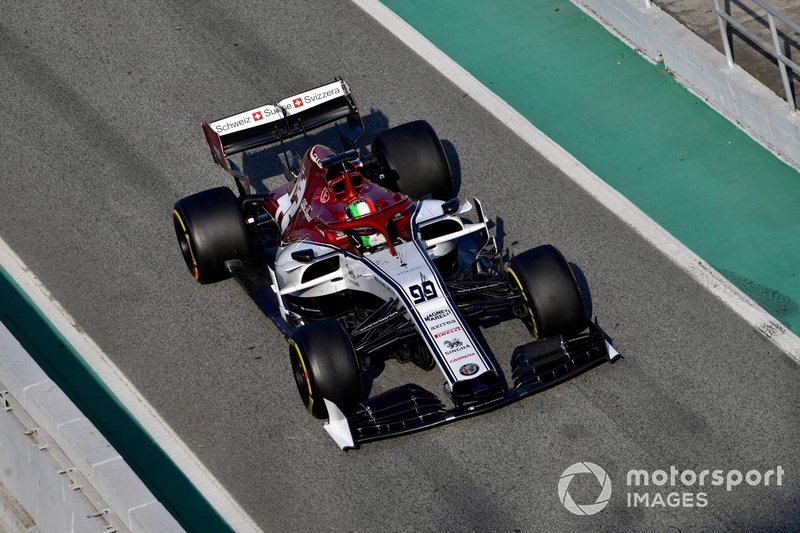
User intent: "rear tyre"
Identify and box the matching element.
[172,187,250,284]
[507,245,588,339]
[371,120,454,200]
[289,319,362,419]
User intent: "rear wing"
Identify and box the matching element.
[201,79,362,174]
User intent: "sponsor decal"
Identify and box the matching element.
[275,174,308,231]
[214,116,251,133]
[424,309,452,322]
[288,175,306,205]
[430,319,457,330]
[310,150,323,168]
[443,338,471,356]
[213,105,288,134]
[449,352,477,364]
[299,198,312,222]
[320,187,331,203]
[434,326,462,339]
[443,339,463,350]
[303,86,341,105]
[212,82,343,135]
[459,363,479,376]
[263,104,288,118]
[394,264,423,277]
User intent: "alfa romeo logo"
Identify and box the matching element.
[558,462,612,515]
[459,363,479,376]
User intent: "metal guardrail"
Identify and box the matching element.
[712,0,800,112]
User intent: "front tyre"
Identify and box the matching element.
[289,319,363,419]
[172,187,250,284]
[507,245,588,339]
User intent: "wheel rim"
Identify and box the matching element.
[172,209,199,280]
[507,267,540,340]
[289,340,314,414]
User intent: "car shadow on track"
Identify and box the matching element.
[493,219,595,322]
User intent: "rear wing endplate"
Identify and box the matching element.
[201,79,361,173]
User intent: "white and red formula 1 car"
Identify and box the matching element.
[172,79,620,449]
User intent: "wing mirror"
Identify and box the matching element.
[291,249,316,263]
[442,198,460,215]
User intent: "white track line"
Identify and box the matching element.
[0,236,262,532]
[353,0,800,363]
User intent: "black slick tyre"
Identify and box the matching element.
[289,319,362,419]
[371,120,454,201]
[507,245,588,339]
[172,187,250,284]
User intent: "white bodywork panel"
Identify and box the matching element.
[322,399,356,449]
[360,240,494,384]
[272,199,493,387]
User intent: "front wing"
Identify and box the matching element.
[324,322,621,449]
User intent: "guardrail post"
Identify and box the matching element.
[767,12,797,112]
[714,0,736,67]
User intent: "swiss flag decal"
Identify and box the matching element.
[293,98,303,108]
[252,111,263,121]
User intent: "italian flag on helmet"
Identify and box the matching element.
[346,198,375,218]
[346,199,386,249]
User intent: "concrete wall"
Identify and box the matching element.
[572,0,800,171]
[0,322,182,533]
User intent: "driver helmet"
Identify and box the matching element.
[346,198,387,249]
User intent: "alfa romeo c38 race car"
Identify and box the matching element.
[172,79,620,449]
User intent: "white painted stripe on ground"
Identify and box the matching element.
[0,236,262,532]
[352,0,800,364]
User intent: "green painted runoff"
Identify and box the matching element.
[383,0,800,332]
[0,267,233,533]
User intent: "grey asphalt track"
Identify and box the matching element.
[1,1,798,531]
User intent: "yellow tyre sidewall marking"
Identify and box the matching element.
[172,209,199,280]
[290,339,314,414]
[507,267,539,340]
